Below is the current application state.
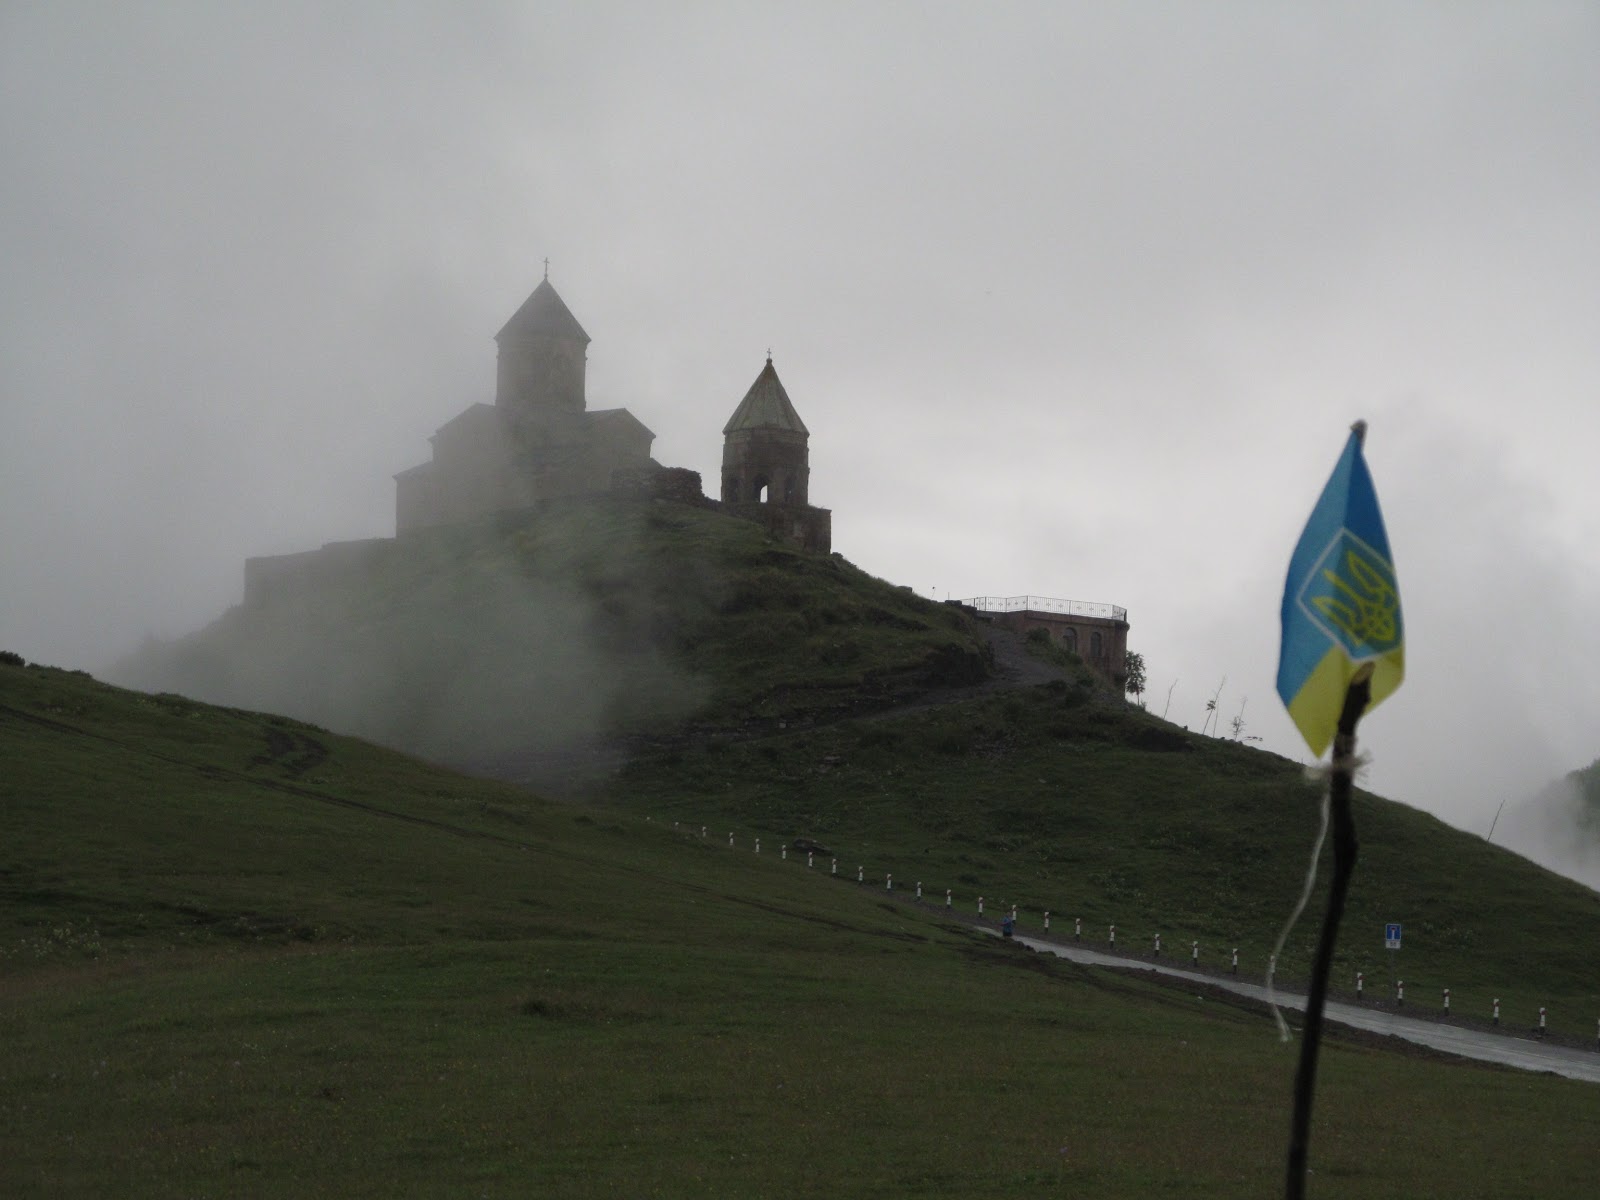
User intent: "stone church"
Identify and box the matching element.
[391,275,830,552]
[244,273,830,608]
[393,277,654,533]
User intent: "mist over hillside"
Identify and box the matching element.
[1492,759,1600,891]
[106,499,988,779]
[109,503,709,768]
[101,486,1600,902]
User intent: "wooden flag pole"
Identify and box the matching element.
[1285,674,1371,1200]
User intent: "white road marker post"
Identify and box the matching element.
[1396,980,1404,1007]
[977,896,984,917]
[1493,997,1500,1027]
[1011,904,1017,922]
[831,858,837,876]
[1109,923,1116,949]
[1443,988,1449,1014]
[1539,1007,1547,1038]
[1043,911,1050,933]
[728,832,734,847]
[1356,971,1363,1000]
[807,851,814,868]
[754,838,760,854]
[1154,933,1161,956]
[945,888,952,909]
[1192,940,1199,966]
[857,865,863,884]
[781,845,787,860]
[916,881,922,900]
[1232,948,1239,975]
[885,874,892,892]
[1075,917,1082,940]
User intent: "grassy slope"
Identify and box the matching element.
[102,498,1600,1028]
[606,682,1600,1038]
[5,664,1599,1198]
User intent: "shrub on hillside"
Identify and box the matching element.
[919,642,989,686]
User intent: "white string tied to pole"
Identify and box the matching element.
[1266,750,1370,1042]
[1267,786,1329,1042]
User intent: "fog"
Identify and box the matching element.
[1492,772,1600,891]
[3,4,1597,860]
[110,513,712,775]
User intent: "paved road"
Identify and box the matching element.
[1005,932,1600,1085]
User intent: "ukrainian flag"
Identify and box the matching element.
[1276,422,1404,757]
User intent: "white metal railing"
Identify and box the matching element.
[959,595,1127,622]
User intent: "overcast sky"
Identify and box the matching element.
[4,2,1597,838]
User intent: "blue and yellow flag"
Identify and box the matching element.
[1276,422,1404,756]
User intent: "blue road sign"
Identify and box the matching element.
[1385,923,1402,950]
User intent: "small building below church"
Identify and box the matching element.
[960,595,1130,687]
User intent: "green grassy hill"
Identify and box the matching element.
[104,497,1600,1032]
[4,660,1599,1198]
[606,680,1600,1032]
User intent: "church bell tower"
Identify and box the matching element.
[721,355,811,505]
[719,355,830,553]
[493,274,589,418]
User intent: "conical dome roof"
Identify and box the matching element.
[495,278,590,344]
[722,357,809,436]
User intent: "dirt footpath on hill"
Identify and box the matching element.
[976,622,1075,689]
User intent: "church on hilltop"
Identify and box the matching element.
[390,272,830,553]
[242,272,829,608]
